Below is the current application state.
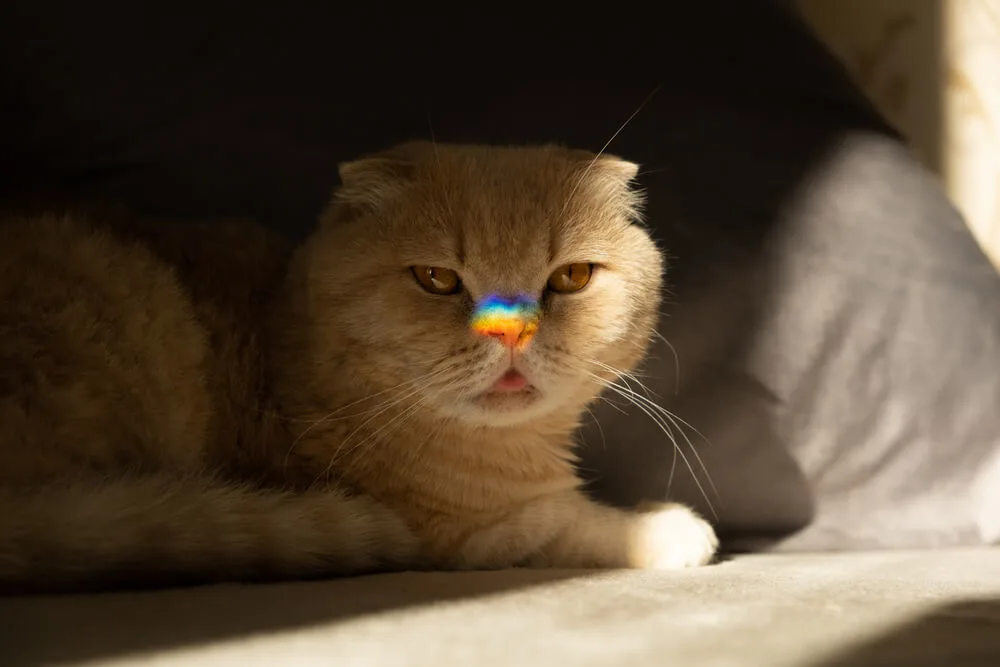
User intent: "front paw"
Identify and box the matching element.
[628,502,718,569]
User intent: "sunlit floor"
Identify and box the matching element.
[2,548,998,667]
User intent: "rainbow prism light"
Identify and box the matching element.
[470,294,541,349]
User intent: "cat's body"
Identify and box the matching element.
[0,142,716,592]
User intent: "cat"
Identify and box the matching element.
[0,141,717,592]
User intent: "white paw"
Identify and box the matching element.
[628,502,718,569]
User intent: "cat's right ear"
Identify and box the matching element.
[332,156,414,214]
[319,156,411,227]
[323,142,435,225]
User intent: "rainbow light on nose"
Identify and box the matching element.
[470,294,541,348]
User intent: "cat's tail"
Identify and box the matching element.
[0,474,419,593]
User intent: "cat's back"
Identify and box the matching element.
[0,213,213,483]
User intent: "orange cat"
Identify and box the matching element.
[0,142,717,592]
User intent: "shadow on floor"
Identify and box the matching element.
[811,597,1000,667]
[0,568,588,666]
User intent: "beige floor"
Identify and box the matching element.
[2,548,998,667]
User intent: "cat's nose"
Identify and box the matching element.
[470,294,541,349]
[478,320,531,348]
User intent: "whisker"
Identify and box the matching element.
[324,371,448,459]
[260,356,460,425]
[359,381,453,456]
[587,358,682,493]
[652,401,718,501]
[593,393,630,415]
[322,377,460,479]
[613,381,716,499]
[590,356,707,448]
[592,375,717,520]
[589,358,657,401]
[666,434,678,496]
[651,330,681,396]
[330,389,428,467]
[559,84,663,218]
[581,406,607,452]
[591,84,662,169]
[590,363,715,490]
[282,365,455,474]
[573,363,718,519]
[297,369,448,438]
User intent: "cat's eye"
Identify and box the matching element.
[411,265,462,295]
[547,263,594,294]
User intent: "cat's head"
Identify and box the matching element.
[291,141,663,428]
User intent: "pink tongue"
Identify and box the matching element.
[493,370,528,392]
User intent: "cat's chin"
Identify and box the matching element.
[438,386,558,428]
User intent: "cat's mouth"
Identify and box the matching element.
[474,368,540,410]
[453,365,560,425]
[490,369,531,393]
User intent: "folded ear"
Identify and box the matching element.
[561,146,640,184]
[589,154,641,184]
[576,153,645,222]
[333,141,436,213]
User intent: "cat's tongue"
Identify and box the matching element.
[492,369,529,392]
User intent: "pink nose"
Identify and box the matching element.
[477,320,528,348]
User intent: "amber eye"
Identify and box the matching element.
[411,265,462,295]
[547,263,594,294]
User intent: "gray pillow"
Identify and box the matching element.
[580,132,1000,551]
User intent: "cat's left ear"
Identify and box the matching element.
[580,154,646,222]
[325,141,434,221]
[590,155,641,184]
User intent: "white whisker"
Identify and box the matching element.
[571,356,718,519]
[589,372,718,520]
[651,329,681,396]
[591,356,707,447]
[591,362,715,491]
[282,365,455,475]
[559,84,662,218]
[582,406,607,452]
[590,358,657,401]
[325,371,449,460]
[322,377,460,480]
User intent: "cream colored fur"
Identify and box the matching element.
[0,142,716,592]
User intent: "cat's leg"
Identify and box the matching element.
[530,495,718,569]
[456,490,717,570]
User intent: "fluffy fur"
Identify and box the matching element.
[0,142,717,593]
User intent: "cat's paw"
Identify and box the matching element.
[627,502,718,569]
